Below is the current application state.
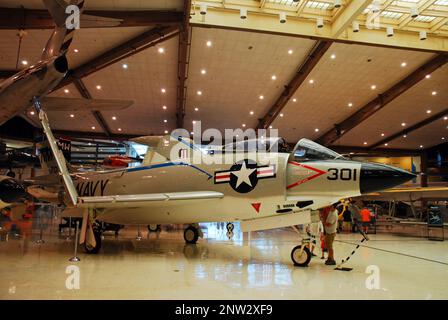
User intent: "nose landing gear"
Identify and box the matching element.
[290,225,312,267]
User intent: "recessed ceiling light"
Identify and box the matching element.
[426,74,431,79]
[348,103,353,107]
[192,120,196,124]
[401,122,406,126]
[442,137,446,140]
[92,126,96,130]
[280,113,284,117]
[371,85,377,90]
[206,40,212,47]
[70,114,74,118]
[163,119,167,123]
[197,90,202,95]
[73,49,79,53]
[403,134,407,138]
[21,60,28,66]
[161,88,166,93]
[201,69,206,75]
[315,128,319,132]
[292,98,297,102]
[271,75,277,80]
[330,54,336,59]
[259,95,264,100]
[122,64,128,69]
[363,142,368,145]
[384,143,388,146]
[112,116,117,120]
[242,124,246,127]
[309,79,314,84]
[96,85,102,90]
[250,111,254,115]
[162,105,167,110]
[164,130,169,134]
[444,117,448,120]
[29,111,35,115]
[432,91,437,96]
[288,49,293,55]
[64,89,69,93]
[194,107,199,111]
[118,128,122,132]
[420,145,424,148]
[427,110,432,114]
[381,133,385,137]
[269,126,273,129]
[158,47,165,54]
[401,62,407,67]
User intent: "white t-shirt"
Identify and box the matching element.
[325,209,338,234]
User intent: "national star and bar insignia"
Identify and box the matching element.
[214,159,276,193]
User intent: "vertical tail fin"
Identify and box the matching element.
[41,0,85,60]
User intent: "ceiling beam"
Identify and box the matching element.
[190,4,448,53]
[369,108,448,150]
[398,0,435,30]
[257,40,332,130]
[73,78,111,137]
[0,8,183,29]
[176,0,191,129]
[56,26,180,90]
[331,0,371,38]
[316,53,448,147]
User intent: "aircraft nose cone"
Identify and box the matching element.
[0,178,27,204]
[360,163,416,194]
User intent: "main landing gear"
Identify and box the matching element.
[183,224,202,244]
[147,224,161,232]
[290,226,311,267]
[84,222,102,254]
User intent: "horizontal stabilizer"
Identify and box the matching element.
[41,97,133,111]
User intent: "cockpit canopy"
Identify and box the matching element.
[292,138,345,161]
[206,137,291,154]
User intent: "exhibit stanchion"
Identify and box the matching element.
[69,221,81,262]
[35,211,45,244]
[66,217,72,241]
[335,223,369,272]
[136,225,142,241]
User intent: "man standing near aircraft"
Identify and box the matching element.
[324,204,339,266]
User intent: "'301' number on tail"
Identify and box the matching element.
[327,168,357,181]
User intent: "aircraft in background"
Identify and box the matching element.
[28,102,415,267]
[0,0,133,126]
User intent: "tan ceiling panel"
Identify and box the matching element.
[337,63,448,148]
[272,42,435,144]
[185,27,316,133]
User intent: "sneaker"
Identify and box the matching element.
[320,257,325,260]
[311,253,317,257]
[325,259,336,266]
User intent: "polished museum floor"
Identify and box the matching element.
[0,217,447,300]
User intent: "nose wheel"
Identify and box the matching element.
[291,245,311,267]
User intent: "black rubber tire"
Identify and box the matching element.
[183,226,199,244]
[291,245,311,267]
[84,230,102,254]
[147,224,160,232]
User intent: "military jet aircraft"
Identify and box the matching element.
[28,99,416,267]
[0,0,132,126]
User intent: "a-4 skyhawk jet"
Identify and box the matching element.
[31,102,416,267]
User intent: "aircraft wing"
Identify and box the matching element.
[78,191,224,208]
[40,97,133,112]
[359,187,448,201]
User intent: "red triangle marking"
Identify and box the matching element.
[251,203,261,213]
